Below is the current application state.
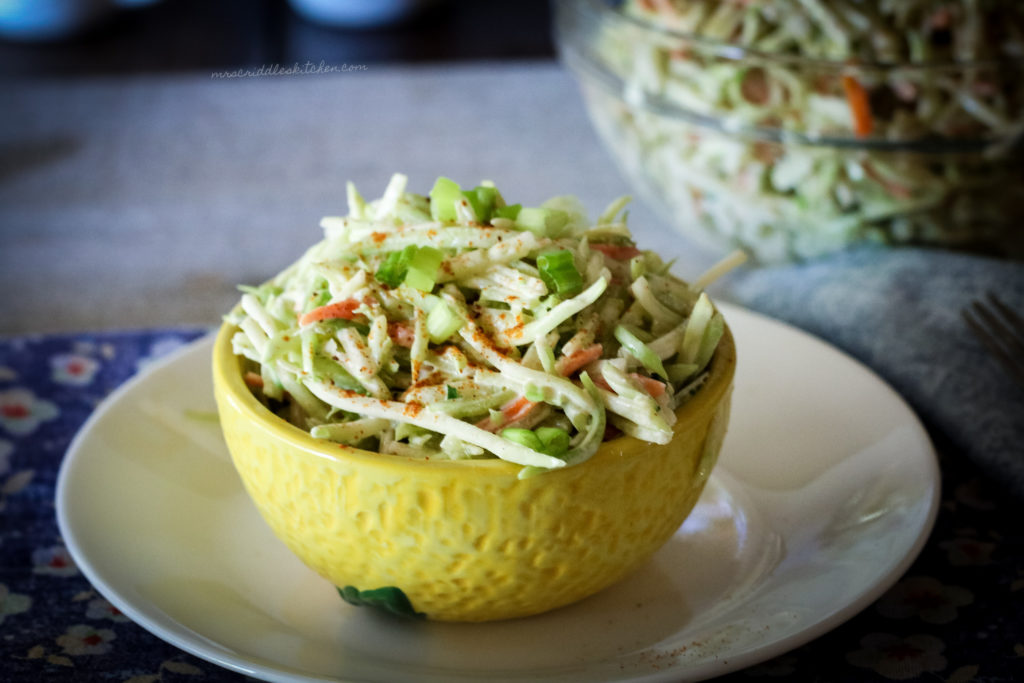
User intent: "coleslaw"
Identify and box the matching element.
[558,0,1024,260]
[225,174,741,478]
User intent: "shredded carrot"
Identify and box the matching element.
[501,396,537,422]
[298,299,362,326]
[555,343,604,377]
[591,243,642,260]
[841,75,874,138]
[475,394,538,432]
[630,373,666,397]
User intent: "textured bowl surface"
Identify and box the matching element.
[212,322,735,622]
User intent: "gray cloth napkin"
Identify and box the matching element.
[719,246,1024,499]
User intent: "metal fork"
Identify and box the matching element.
[962,293,1024,387]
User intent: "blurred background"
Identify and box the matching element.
[0,0,555,75]
[4,1,1021,336]
[2,0,686,335]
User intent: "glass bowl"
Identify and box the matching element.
[554,0,1024,262]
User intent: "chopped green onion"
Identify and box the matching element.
[516,207,570,237]
[501,427,543,452]
[535,427,570,456]
[426,300,464,343]
[537,250,583,297]
[429,177,462,222]
[615,324,669,380]
[375,245,417,288]
[493,203,521,221]
[404,246,443,292]
[463,185,498,224]
[524,383,545,402]
[501,426,569,458]
[311,288,332,308]
[446,385,459,399]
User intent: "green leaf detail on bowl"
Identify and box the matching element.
[337,585,425,619]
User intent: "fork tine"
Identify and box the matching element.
[986,293,1024,342]
[974,297,1024,360]
[963,296,1024,387]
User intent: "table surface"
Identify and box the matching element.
[1,57,1022,683]
[0,61,718,336]
[2,327,1021,683]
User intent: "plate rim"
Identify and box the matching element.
[55,304,941,683]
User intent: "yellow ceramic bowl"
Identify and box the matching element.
[212,321,736,622]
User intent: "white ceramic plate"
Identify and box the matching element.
[56,304,940,683]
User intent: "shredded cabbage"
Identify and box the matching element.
[560,0,1024,261]
[226,174,741,477]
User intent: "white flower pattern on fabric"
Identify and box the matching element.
[71,340,116,360]
[32,546,78,577]
[939,538,996,567]
[846,633,947,680]
[50,353,100,386]
[876,576,974,624]
[86,597,131,623]
[0,583,31,625]
[56,624,116,655]
[0,388,59,436]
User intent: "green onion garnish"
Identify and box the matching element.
[429,176,462,222]
[615,324,669,380]
[463,185,498,224]
[501,427,570,458]
[516,207,569,237]
[535,427,570,456]
[426,299,463,343]
[446,385,459,399]
[493,203,521,221]
[501,427,543,452]
[537,249,583,297]
[375,245,417,288]
[404,246,443,292]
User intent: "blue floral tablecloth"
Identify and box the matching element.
[0,328,1021,682]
